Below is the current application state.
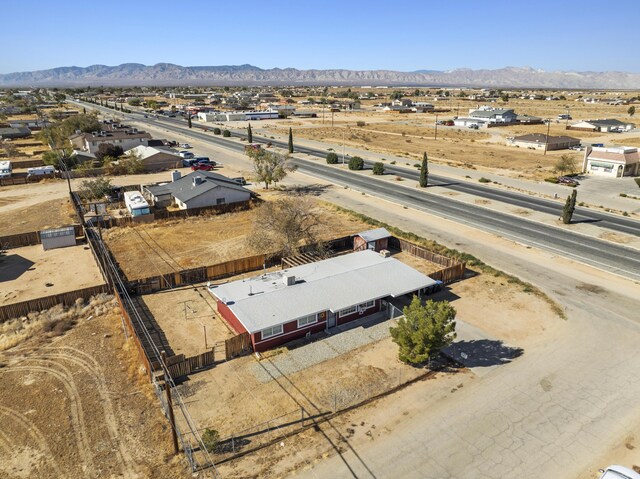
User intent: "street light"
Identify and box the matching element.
[544,118,551,155]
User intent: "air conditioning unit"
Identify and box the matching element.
[379,249,391,258]
[282,274,296,286]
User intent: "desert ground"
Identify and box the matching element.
[0,244,104,304]
[0,197,77,235]
[0,295,191,479]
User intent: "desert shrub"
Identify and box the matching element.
[326,152,338,164]
[390,160,396,165]
[544,177,559,184]
[222,130,231,137]
[201,428,220,453]
[635,178,640,188]
[372,162,384,175]
[213,128,221,135]
[348,156,364,170]
[356,121,366,127]
[478,177,491,183]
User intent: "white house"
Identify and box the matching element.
[582,146,640,178]
[70,129,151,154]
[468,107,517,125]
[569,119,635,132]
[144,171,252,209]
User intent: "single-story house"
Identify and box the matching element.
[453,117,485,128]
[382,106,414,114]
[507,134,581,151]
[468,108,517,124]
[582,146,639,178]
[0,126,31,139]
[72,149,97,164]
[209,250,438,352]
[353,228,391,252]
[144,170,252,209]
[515,114,543,125]
[568,119,635,132]
[126,145,182,172]
[70,129,151,154]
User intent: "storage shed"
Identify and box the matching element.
[353,228,391,252]
[40,226,76,251]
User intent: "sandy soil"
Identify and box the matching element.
[104,195,373,280]
[0,299,190,479]
[0,197,77,236]
[0,244,104,304]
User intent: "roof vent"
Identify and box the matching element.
[193,176,203,187]
[282,274,296,286]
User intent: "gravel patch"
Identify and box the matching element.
[251,312,396,383]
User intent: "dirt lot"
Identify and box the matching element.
[104,195,373,280]
[0,197,77,235]
[0,296,190,479]
[0,244,104,305]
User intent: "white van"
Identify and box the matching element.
[0,161,11,178]
[599,465,640,479]
[27,165,56,176]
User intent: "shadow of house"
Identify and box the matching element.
[443,339,523,368]
[0,255,35,282]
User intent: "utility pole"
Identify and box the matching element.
[544,118,551,155]
[161,351,180,455]
[342,128,346,166]
[565,107,570,127]
[434,114,438,140]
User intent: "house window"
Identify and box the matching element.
[338,300,375,318]
[297,313,318,328]
[261,324,283,340]
[216,198,226,205]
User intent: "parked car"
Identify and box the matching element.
[179,143,192,149]
[468,124,479,129]
[191,163,215,171]
[598,465,640,479]
[558,176,580,186]
[232,177,247,185]
[194,157,215,166]
[178,151,194,159]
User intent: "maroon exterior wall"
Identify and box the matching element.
[336,300,381,326]
[252,311,328,352]
[216,299,248,335]
[375,237,389,252]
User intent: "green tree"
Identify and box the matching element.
[187,115,192,129]
[348,156,364,170]
[247,123,253,143]
[213,127,221,135]
[390,91,403,100]
[79,177,113,200]
[390,296,457,365]
[247,148,296,189]
[146,100,158,110]
[372,162,384,175]
[501,93,509,103]
[95,143,124,163]
[628,106,636,117]
[127,98,141,106]
[562,190,577,224]
[554,154,577,175]
[326,152,338,164]
[419,152,429,187]
[288,127,294,153]
[222,129,231,137]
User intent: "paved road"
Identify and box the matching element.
[73,101,640,238]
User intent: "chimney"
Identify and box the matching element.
[171,170,181,182]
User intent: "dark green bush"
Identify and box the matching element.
[372,162,385,175]
[326,152,339,164]
[348,156,364,170]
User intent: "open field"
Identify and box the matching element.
[0,197,77,235]
[0,296,190,479]
[104,194,373,280]
[0,244,104,305]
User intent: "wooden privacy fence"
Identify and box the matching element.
[163,350,216,378]
[0,224,84,249]
[429,263,466,284]
[0,284,110,322]
[225,333,252,359]
[388,236,466,284]
[114,289,153,377]
[130,254,274,294]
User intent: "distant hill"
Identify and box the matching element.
[1,63,639,89]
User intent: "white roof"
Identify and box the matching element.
[127,145,180,160]
[356,227,391,243]
[209,250,436,333]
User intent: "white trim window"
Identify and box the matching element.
[297,313,318,328]
[338,306,357,318]
[339,300,376,318]
[261,324,283,339]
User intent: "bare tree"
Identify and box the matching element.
[1,141,18,159]
[247,148,296,189]
[554,154,577,176]
[247,196,327,257]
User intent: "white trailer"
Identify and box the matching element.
[0,161,11,178]
[124,190,151,217]
[27,165,55,176]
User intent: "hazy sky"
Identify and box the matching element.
[2,0,639,74]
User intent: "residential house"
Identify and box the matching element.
[413,102,435,112]
[568,119,635,132]
[582,146,639,178]
[125,145,182,172]
[468,107,518,125]
[453,117,485,128]
[209,250,438,352]
[143,170,252,209]
[392,99,413,107]
[70,129,151,154]
[0,126,31,139]
[507,134,581,151]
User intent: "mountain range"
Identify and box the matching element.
[1,63,639,89]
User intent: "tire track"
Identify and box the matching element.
[0,404,65,477]
[8,365,96,475]
[33,347,139,475]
